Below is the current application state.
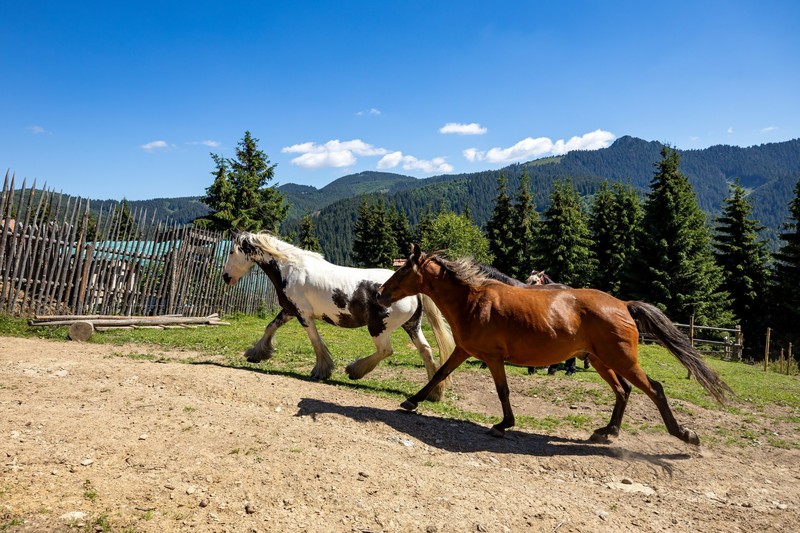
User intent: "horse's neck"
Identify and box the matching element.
[421,267,474,326]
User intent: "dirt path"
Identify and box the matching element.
[1,336,798,532]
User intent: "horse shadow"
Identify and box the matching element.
[295,397,692,474]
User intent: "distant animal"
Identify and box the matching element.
[222,232,455,400]
[377,245,733,444]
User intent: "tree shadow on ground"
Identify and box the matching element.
[296,397,692,474]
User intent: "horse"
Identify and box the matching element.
[376,244,733,444]
[222,232,455,401]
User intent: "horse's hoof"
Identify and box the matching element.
[487,426,505,438]
[589,426,618,443]
[344,362,365,380]
[400,400,417,411]
[310,368,333,381]
[245,347,271,363]
[681,427,701,446]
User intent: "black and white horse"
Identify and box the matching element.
[222,232,455,400]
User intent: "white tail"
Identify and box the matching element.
[420,294,455,366]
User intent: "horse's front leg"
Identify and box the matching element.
[246,309,294,363]
[483,356,515,437]
[401,346,471,410]
[301,319,335,381]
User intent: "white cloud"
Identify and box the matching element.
[141,140,173,152]
[378,152,453,173]
[439,122,487,135]
[466,129,615,164]
[356,108,382,116]
[282,139,388,169]
[27,125,47,134]
[760,126,777,133]
[188,140,221,147]
[727,127,734,135]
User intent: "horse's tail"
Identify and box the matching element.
[420,294,455,365]
[627,301,733,404]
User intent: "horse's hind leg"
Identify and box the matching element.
[302,320,335,381]
[588,356,632,443]
[246,309,293,363]
[616,364,700,445]
[345,333,393,380]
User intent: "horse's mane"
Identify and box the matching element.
[427,254,498,288]
[237,231,325,264]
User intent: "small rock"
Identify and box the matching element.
[245,501,256,514]
[164,483,176,490]
[80,458,94,466]
[426,526,438,533]
[477,524,488,532]
[61,511,87,521]
[199,498,209,508]
[186,485,197,495]
[358,471,370,479]
[597,510,609,520]
[621,477,633,485]
[139,434,148,441]
[776,503,788,510]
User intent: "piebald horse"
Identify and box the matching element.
[222,232,455,400]
[377,244,733,444]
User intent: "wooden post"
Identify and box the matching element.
[734,325,743,361]
[689,314,695,347]
[764,327,771,372]
[789,343,793,376]
[779,348,785,373]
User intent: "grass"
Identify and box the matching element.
[2,312,799,447]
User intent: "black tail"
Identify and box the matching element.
[627,301,733,404]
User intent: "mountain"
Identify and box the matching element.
[293,136,800,264]
[89,136,799,264]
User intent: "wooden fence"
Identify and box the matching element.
[0,172,276,317]
[675,318,743,361]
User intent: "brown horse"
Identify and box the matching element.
[376,245,733,445]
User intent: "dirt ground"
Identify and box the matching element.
[1,336,798,532]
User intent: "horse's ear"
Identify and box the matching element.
[410,243,423,264]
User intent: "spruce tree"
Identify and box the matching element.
[197,131,288,233]
[111,199,138,240]
[352,199,396,268]
[390,205,411,258]
[538,179,596,287]
[713,181,770,358]
[773,178,800,350]
[413,205,436,249]
[510,173,540,280]
[485,174,516,275]
[590,182,641,295]
[298,214,322,253]
[624,146,729,324]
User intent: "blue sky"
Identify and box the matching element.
[2,1,798,201]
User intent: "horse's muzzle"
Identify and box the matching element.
[376,289,391,307]
[222,272,235,286]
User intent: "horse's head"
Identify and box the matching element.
[222,231,258,286]
[377,243,426,306]
[526,270,546,286]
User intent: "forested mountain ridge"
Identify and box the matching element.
[79,136,799,264]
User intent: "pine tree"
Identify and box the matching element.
[197,131,288,233]
[390,205,411,258]
[352,199,396,268]
[772,178,800,350]
[590,182,641,295]
[538,179,596,287]
[624,146,729,324]
[485,174,516,275]
[413,205,436,249]
[298,214,322,253]
[713,181,771,358]
[111,199,138,240]
[509,173,540,280]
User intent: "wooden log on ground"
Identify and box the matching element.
[68,321,94,341]
[30,315,223,327]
